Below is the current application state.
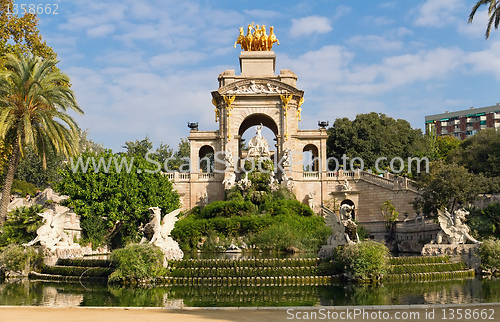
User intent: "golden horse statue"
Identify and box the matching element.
[252,24,261,51]
[244,24,253,51]
[268,26,279,50]
[236,24,278,51]
[234,27,245,50]
[259,25,269,51]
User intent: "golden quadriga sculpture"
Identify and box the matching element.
[234,23,279,51]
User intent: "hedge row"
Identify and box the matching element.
[388,262,466,274]
[41,265,114,278]
[388,256,450,265]
[384,269,475,282]
[169,258,320,269]
[157,275,332,286]
[169,266,324,278]
[56,258,113,268]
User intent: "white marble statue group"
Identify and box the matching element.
[247,123,270,158]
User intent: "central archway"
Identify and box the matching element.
[237,113,279,171]
[238,113,279,137]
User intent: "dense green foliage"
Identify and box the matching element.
[56,150,180,248]
[0,244,41,273]
[0,53,82,223]
[327,112,426,172]
[413,161,486,215]
[479,238,500,272]
[14,146,63,189]
[0,205,44,246]
[467,202,500,239]
[451,129,500,178]
[10,179,37,197]
[334,241,390,281]
[171,196,329,253]
[172,163,328,253]
[108,244,166,283]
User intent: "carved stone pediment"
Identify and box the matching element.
[218,79,300,96]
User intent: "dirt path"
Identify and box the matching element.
[1,304,500,322]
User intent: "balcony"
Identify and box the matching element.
[303,171,319,179]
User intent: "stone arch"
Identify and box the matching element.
[302,143,319,171]
[341,199,356,220]
[236,111,279,136]
[237,113,279,159]
[198,145,214,173]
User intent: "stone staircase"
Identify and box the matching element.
[159,258,332,286]
[384,256,475,282]
[29,258,114,283]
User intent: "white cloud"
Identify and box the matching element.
[280,45,463,97]
[149,51,207,69]
[243,9,280,19]
[290,16,332,37]
[87,24,115,37]
[333,5,351,20]
[464,41,500,79]
[347,35,404,51]
[458,8,490,38]
[279,45,353,90]
[415,0,466,27]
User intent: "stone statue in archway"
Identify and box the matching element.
[247,123,270,157]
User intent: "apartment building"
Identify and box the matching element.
[425,104,500,140]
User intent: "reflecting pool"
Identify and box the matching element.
[1,277,500,307]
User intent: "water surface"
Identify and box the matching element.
[1,277,499,307]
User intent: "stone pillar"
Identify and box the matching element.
[239,51,276,76]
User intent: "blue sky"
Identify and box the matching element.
[20,0,500,151]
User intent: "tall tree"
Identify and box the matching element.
[327,112,426,171]
[412,161,485,216]
[56,150,180,248]
[0,0,56,63]
[122,136,153,158]
[0,53,83,224]
[451,128,500,177]
[469,0,500,39]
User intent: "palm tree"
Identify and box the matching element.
[0,53,83,224]
[469,0,500,39]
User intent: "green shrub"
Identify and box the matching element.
[0,205,45,247]
[335,241,390,281]
[225,187,244,201]
[0,244,41,273]
[252,223,299,251]
[199,200,257,219]
[479,238,500,272]
[271,186,296,200]
[108,244,166,283]
[10,179,38,197]
[262,199,314,217]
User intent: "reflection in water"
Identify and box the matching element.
[1,277,500,307]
